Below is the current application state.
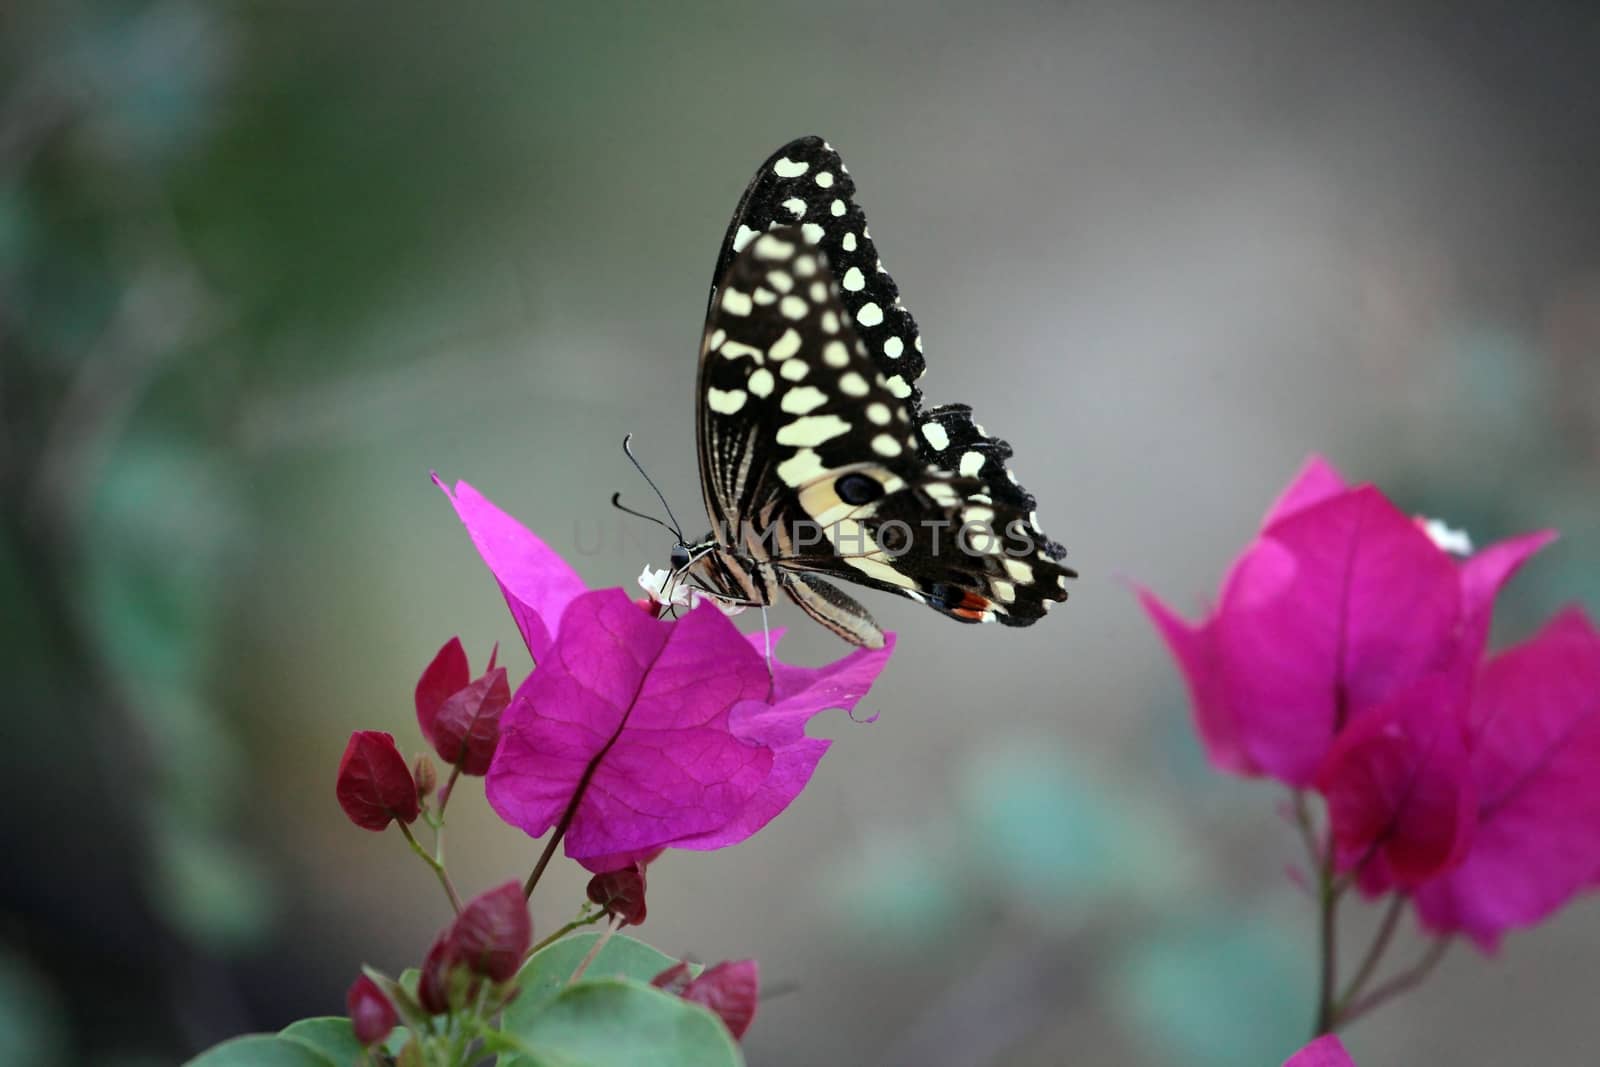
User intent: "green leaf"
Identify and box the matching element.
[505,932,684,1026]
[500,977,741,1067]
[279,1016,386,1063]
[183,1034,339,1067]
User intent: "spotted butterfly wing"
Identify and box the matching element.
[708,136,1066,559]
[689,138,1074,646]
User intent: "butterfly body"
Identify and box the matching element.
[675,137,1075,647]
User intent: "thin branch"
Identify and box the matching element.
[1336,894,1407,1016]
[399,820,463,915]
[1338,937,1452,1028]
[567,915,624,984]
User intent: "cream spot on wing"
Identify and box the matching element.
[839,372,869,397]
[823,340,850,367]
[921,423,949,451]
[962,505,995,525]
[768,328,801,360]
[925,482,959,507]
[753,287,776,305]
[773,157,809,178]
[814,171,835,188]
[821,311,840,334]
[842,266,866,292]
[959,451,985,477]
[831,199,846,217]
[1057,573,1070,590]
[914,335,923,353]
[801,222,825,243]
[782,197,807,217]
[720,340,763,362]
[776,415,852,446]
[767,270,793,293]
[842,231,857,252]
[777,449,826,486]
[991,580,1016,604]
[809,281,828,302]
[871,434,903,457]
[780,295,808,320]
[866,402,891,425]
[1029,510,1042,532]
[1005,559,1034,583]
[722,289,752,316]
[856,302,883,327]
[886,375,911,398]
[883,336,904,358]
[731,225,759,253]
[794,254,818,277]
[753,234,795,260]
[747,367,775,398]
[780,385,828,414]
[707,328,727,351]
[780,359,809,381]
[707,387,747,414]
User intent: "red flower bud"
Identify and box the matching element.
[416,637,471,726]
[336,731,419,831]
[448,881,531,983]
[416,638,509,776]
[650,961,692,996]
[417,931,460,1016]
[586,863,647,926]
[346,974,396,1047]
[682,960,759,1041]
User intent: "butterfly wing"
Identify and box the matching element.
[709,135,1069,563]
[696,226,1071,637]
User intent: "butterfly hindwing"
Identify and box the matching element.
[709,135,1068,562]
[696,225,1072,631]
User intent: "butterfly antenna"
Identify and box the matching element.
[610,492,681,538]
[621,434,686,542]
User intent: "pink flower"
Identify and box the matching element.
[436,476,894,872]
[1284,1035,1357,1066]
[1414,608,1600,949]
[1140,456,1553,786]
[653,959,760,1040]
[417,881,533,1014]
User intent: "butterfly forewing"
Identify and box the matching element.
[708,136,1069,563]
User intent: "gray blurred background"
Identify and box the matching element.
[5,2,1599,1064]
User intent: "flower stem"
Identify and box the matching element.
[1334,894,1406,1019]
[568,914,624,984]
[436,764,463,817]
[1297,790,1345,1038]
[399,820,463,915]
[527,908,605,958]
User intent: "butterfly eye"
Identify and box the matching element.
[835,473,885,505]
[670,544,692,569]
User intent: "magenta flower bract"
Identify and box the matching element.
[1140,456,1553,787]
[436,477,894,872]
[1284,1035,1357,1066]
[1414,607,1600,949]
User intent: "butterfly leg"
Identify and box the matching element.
[760,603,774,694]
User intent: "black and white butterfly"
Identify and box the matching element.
[660,136,1074,648]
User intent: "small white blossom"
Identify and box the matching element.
[637,565,747,616]
[1419,517,1474,557]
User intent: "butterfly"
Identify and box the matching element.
[662,136,1075,648]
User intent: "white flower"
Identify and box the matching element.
[1418,516,1474,557]
[637,565,747,616]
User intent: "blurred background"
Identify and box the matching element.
[4,2,1599,1064]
